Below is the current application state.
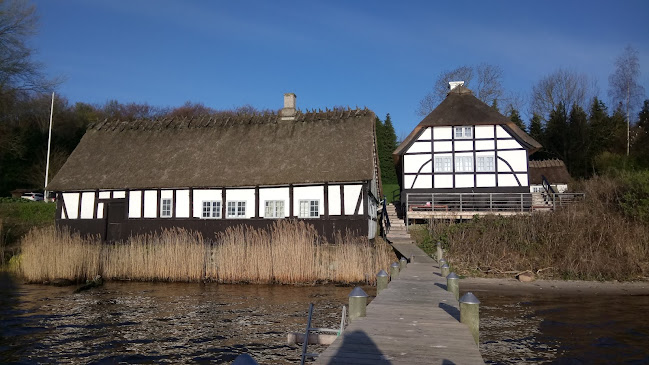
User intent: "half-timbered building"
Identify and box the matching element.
[46,94,381,242]
[393,82,542,219]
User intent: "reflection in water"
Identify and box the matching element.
[0,272,367,364]
[478,292,649,364]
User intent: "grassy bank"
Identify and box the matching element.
[0,199,56,266]
[412,173,649,281]
[19,220,396,284]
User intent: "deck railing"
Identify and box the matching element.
[406,192,533,214]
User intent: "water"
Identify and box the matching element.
[0,272,363,364]
[2,272,648,364]
[477,291,649,364]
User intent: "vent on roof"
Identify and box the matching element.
[280,93,297,121]
[449,81,464,90]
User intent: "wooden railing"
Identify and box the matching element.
[406,192,533,214]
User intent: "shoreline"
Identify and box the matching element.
[460,276,649,296]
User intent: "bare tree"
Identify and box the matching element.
[0,0,58,93]
[530,68,590,120]
[608,45,645,155]
[417,63,503,116]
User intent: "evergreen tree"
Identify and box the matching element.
[378,114,398,185]
[544,103,568,161]
[507,107,526,131]
[588,97,610,163]
[632,100,649,166]
[491,99,499,112]
[528,113,544,143]
[567,104,589,177]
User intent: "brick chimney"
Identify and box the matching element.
[280,93,297,120]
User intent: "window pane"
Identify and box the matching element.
[299,201,309,217]
[237,202,246,216]
[227,201,236,217]
[202,201,210,218]
[465,127,472,138]
[455,127,462,138]
[310,201,319,217]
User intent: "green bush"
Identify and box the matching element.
[617,170,649,223]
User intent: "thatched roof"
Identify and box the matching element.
[47,108,378,191]
[394,85,542,156]
[528,159,572,184]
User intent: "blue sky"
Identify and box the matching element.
[31,0,649,139]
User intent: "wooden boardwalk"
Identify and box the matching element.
[314,204,484,364]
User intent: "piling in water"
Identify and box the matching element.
[399,257,407,270]
[459,292,480,345]
[390,262,400,280]
[376,270,388,295]
[441,263,450,277]
[348,287,368,322]
[446,272,459,300]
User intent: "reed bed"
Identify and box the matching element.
[19,220,395,284]
[413,176,649,281]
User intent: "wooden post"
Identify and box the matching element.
[436,241,443,261]
[441,263,450,277]
[348,287,368,322]
[376,270,388,295]
[399,257,407,270]
[390,262,400,280]
[438,258,447,269]
[460,292,480,345]
[446,272,459,300]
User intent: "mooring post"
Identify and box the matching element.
[348,287,369,322]
[441,263,450,277]
[459,292,480,345]
[438,258,446,269]
[376,270,389,294]
[436,241,443,261]
[399,257,408,270]
[390,262,400,280]
[446,272,459,300]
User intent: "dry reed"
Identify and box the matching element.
[19,220,395,284]
[416,176,649,281]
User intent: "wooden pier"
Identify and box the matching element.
[314,204,484,364]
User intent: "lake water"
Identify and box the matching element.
[2,272,648,364]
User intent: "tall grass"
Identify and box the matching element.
[413,175,649,281]
[20,220,395,284]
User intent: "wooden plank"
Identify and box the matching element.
[315,216,483,365]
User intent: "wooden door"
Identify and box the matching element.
[105,201,126,241]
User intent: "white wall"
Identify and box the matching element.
[328,185,342,215]
[411,175,432,189]
[62,193,79,219]
[259,187,289,218]
[475,140,494,150]
[433,126,452,139]
[408,141,431,153]
[476,174,496,187]
[80,192,95,219]
[294,186,324,217]
[417,128,431,140]
[433,141,452,152]
[226,188,255,218]
[193,189,222,218]
[99,191,110,199]
[143,190,157,218]
[455,175,474,188]
[113,191,125,198]
[435,175,453,188]
[495,125,510,138]
[404,154,432,174]
[454,141,473,151]
[474,125,494,138]
[497,139,523,149]
[129,190,142,218]
[176,190,190,218]
[497,150,527,172]
[343,185,363,215]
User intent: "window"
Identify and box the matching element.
[227,201,246,218]
[454,126,472,139]
[455,156,473,172]
[161,198,172,217]
[434,156,452,172]
[299,200,319,218]
[476,156,495,172]
[264,200,285,218]
[202,201,221,218]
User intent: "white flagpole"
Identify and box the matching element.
[44,92,54,201]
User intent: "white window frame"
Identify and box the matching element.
[299,200,319,218]
[476,156,495,172]
[455,156,474,172]
[227,201,246,218]
[434,156,452,172]
[264,200,285,218]
[201,200,221,219]
[454,126,473,139]
[160,198,172,218]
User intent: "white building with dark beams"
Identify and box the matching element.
[394,83,542,219]
[47,94,381,242]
